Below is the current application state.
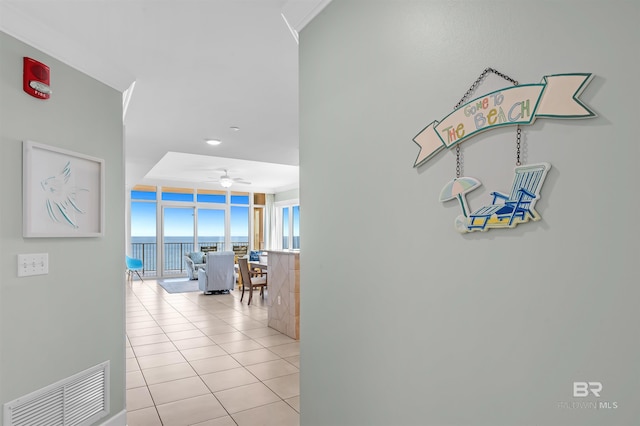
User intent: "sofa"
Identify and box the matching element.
[198,251,236,294]
[184,251,206,280]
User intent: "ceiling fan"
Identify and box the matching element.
[207,169,251,188]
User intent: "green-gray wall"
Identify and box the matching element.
[275,188,299,203]
[0,32,125,424]
[300,1,639,425]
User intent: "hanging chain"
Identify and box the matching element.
[454,68,518,110]
[516,125,522,166]
[452,68,520,176]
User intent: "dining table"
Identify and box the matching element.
[249,261,268,275]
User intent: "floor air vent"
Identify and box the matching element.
[3,361,110,426]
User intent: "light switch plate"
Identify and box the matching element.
[17,253,49,277]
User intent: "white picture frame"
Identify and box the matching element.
[23,141,105,237]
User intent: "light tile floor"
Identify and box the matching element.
[126,279,300,426]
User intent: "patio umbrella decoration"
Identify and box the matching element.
[439,176,482,233]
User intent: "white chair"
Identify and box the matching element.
[184,251,206,280]
[197,251,235,294]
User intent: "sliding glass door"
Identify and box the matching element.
[197,208,225,251]
[130,201,157,275]
[162,207,194,276]
[129,186,274,277]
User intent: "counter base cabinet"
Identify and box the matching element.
[266,251,300,340]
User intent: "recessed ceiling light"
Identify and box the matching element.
[230,126,240,131]
[206,139,221,146]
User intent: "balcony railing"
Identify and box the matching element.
[130,241,249,276]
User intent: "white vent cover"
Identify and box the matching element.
[3,361,110,426]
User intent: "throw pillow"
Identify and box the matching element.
[249,251,260,261]
[188,252,205,264]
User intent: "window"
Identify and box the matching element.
[162,207,194,275]
[278,202,300,250]
[197,208,225,251]
[292,205,300,249]
[197,189,226,204]
[130,186,157,274]
[231,194,250,204]
[230,192,249,251]
[132,185,157,201]
[129,186,280,277]
[282,207,290,249]
[162,187,194,202]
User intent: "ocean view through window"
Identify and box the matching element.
[279,203,300,250]
[131,236,251,274]
[130,186,271,277]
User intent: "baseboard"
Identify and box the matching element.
[99,409,126,426]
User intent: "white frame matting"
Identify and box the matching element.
[23,140,105,237]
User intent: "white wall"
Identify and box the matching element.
[299,1,639,425]
[0,32,125,424]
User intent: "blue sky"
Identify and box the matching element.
[284,206,300,236]
[131,202,156,236]
[131,202,249,238]
[130,190,297,242]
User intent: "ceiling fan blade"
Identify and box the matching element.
[217,174,249,183]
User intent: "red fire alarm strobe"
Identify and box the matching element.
[23,57,51,99]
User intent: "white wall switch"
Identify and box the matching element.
[17,253,49,277]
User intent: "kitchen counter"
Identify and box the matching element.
[265,250,300,339]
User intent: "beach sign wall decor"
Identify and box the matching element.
[414,70,596,233]
[413,73,595,168]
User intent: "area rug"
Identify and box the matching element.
[157,278,200,294]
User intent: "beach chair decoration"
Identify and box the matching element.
[440,162,552,234]
[466,162,550,232]
[435,69,554,234]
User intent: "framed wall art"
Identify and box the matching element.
[23,141,105,237]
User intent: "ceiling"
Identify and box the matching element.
[0,0,331,193]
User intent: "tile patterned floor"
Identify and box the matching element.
[126,279,300,426]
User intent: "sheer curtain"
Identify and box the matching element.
[265,194,276,249]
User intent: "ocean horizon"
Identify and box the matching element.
[130,236,299,271]
[132,236,246,243]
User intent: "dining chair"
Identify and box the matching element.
[125,255,144,282]
[238,258,267,305]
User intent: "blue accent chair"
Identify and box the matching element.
[126,255,144,281]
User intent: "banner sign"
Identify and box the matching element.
[413,73,595,167]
